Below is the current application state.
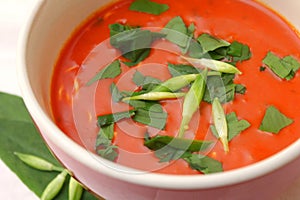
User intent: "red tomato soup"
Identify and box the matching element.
[51,0,300,174]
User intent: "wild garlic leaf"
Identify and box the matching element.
[129,0,169,15]
[184,153,223,174]
[97,110,135,127]
[259,106,293,134]
[133,107,167,130]
[162,16,189,47]
[197,33,230,53]
[95,123,118,161]
[0,92,97,200]
[204,73,245,103]
[211,112,250,141]
[132,70,161,91]
[87,60,121,86]
[110,83,124,102]
[109,23,164,66]
[228,41,251,62]
[144,135,213,152]
[168,63,201,77]
[262,52,300,80]
[144,135,213,163]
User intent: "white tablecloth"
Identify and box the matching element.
[0,0,300,199]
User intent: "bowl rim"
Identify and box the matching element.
[17,0,300,190]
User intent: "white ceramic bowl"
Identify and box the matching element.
[18,0,300,199]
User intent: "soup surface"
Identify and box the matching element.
[51,0,300,174]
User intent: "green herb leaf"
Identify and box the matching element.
[109,23,164,66]
[97,110,135,127]
[203,73,244,103]
[125,99,163,112]
[259,106,293,134]
[95,123,118,161]
[129,0,169,15]
[144,135,213,152]
[184,153,223,174]
[0,92,97,199]
[211,112,250,141]
[283,55,300,80]
[227,41,251,62]
[197,33,230,53]
[262,52,300,80]
[133,108,167,130]
[162,16,189,47]
[168,63,201,76]
[87,60,121,86]
[110,83,124,102]
[132,70,161,91]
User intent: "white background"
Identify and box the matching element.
[0,0,300,199]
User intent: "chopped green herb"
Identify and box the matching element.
[168,63,201,76]
[197,33,230,53]
[109,23,164,66]
[95,123,118,161]
[129,0,169,15]
[259,106,293,134]
[144,134,222,174]
[184,153,223,174]
[125,99,163,112]
[235,84,247,94]
[144,135,213,152]
[212,98,229,153]
[262,52,300,80]
[178,69,207,137]
[132,70,161,91]
[260,66,266,72]
[97,110,135,127]
[283,55,300,80]
[86,60,121,86]
[110,83,124,102]
[227,41,251,62]
[133,107,167,130]
[97,146,118,161]
[162,16,189,47]
[203,73,244,103]
[211,112,250,141]
[204,83,236,104]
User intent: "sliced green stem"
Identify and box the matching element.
[181,56,242,74]
[123,92,185,101]
[69,177,84,200]
[41,169,68,200]
[212,97,229,153]
[151,74,198,92]
[178,69,208,137]
[14,152,64,172]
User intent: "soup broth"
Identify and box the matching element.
[51,0,300,174]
